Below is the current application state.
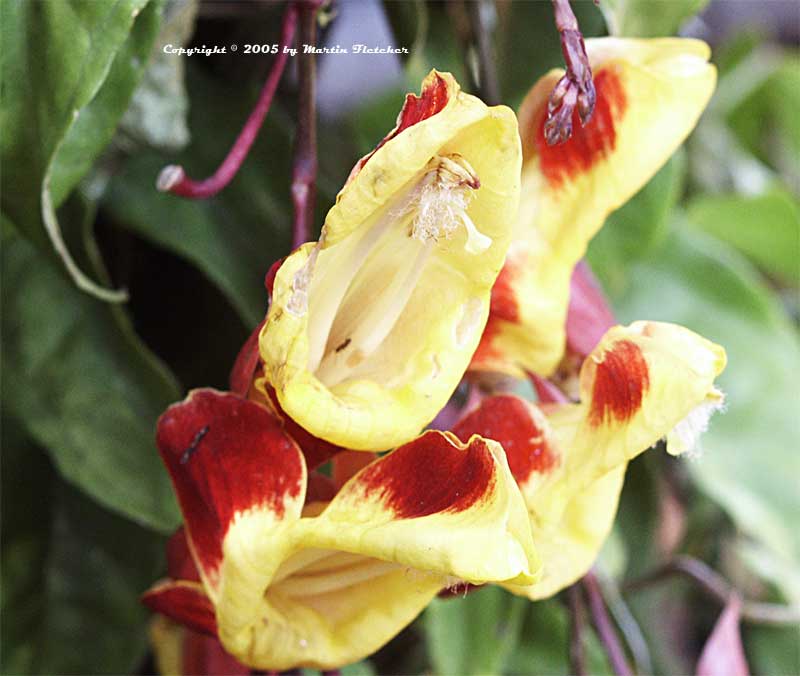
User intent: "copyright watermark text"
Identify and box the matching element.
[163,43,409,56]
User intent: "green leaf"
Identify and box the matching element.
[119,0,198,151]
[600,0,709,38]
[101,65,299,328]
[1,0,162,299]
[506,598,612,675]
[424,586,527,676]
[587,153,686,296]
[600,224,800,603]
[1,223,182,532]
[1,423,167,674]
[686,188,800,285]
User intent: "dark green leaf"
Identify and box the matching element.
[102,65,300,327]
[1,0,161,298]
[1,424,167,674]
[1,223,181,532]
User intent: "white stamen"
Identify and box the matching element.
[407,154,488,253]
[306,153,486,386]
[667,389,725,457]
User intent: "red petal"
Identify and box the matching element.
[156,390,304,583]
[534,68,628,188]
[489,260,521,323]
[470,255,523,370]
[395,72,450,134]
[183,631,250,676]
[332,450,378,489]
[587,339,650,426]
[696,596,750,676]
[356,431,496,519]
[264,257,284,298]
[349,72,451,179]
[305,472,338,504]
[263,384,344,471]
[229,258,283,396]
[142,581,217,637]
[229,320,265,396]
[566,261,616,359]
[167,528,201,583]
[453,395,559,485]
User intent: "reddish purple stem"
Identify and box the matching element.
[291,2,319,249]
[583,571,634,676]
[157,5,299,199]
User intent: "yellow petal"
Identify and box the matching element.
[460,321,725,599]
[221,431,538,668]
[304,430,540,587]
[259,70,521,450]
[154,391,538,669]
[472,38,716,377]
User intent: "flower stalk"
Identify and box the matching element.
[583,571,633,676]
[568,583,588,676]
[156,4,298,198]
[624,555,800,626]
[466,0,501,105]
[291,0,320,248]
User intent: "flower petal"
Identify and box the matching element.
[260,70,521,450]
[453,394,560,500]
[303,430,540,587]
[210,433,537,669]
[142,581,217,637]
[473,38,716,377]
[229,320,265,396]
[462,321,725,598]
[149,616,250,676]
[156,389,307,594]
[566,260,616,359]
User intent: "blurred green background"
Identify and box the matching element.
[1,0,798,674]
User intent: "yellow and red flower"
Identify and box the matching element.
[142,389,538,669]
[471,38,717,378]
[258,70,521,451]
[144,48,729,670]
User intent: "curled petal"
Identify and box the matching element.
[259,70,520,450]
[305,430,540,587]
[462,321,725,599]
[142,581,217,637]
[472,38,716,378]
[219,431,537,669]
[156,389,306,593]
[151,396,538,669]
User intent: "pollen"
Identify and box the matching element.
[407,154,490,254]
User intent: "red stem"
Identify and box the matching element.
[290,2,319,248]
[583,571,633,676]
[157,5,298,199]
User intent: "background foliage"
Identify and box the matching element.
[1,0,798,673]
